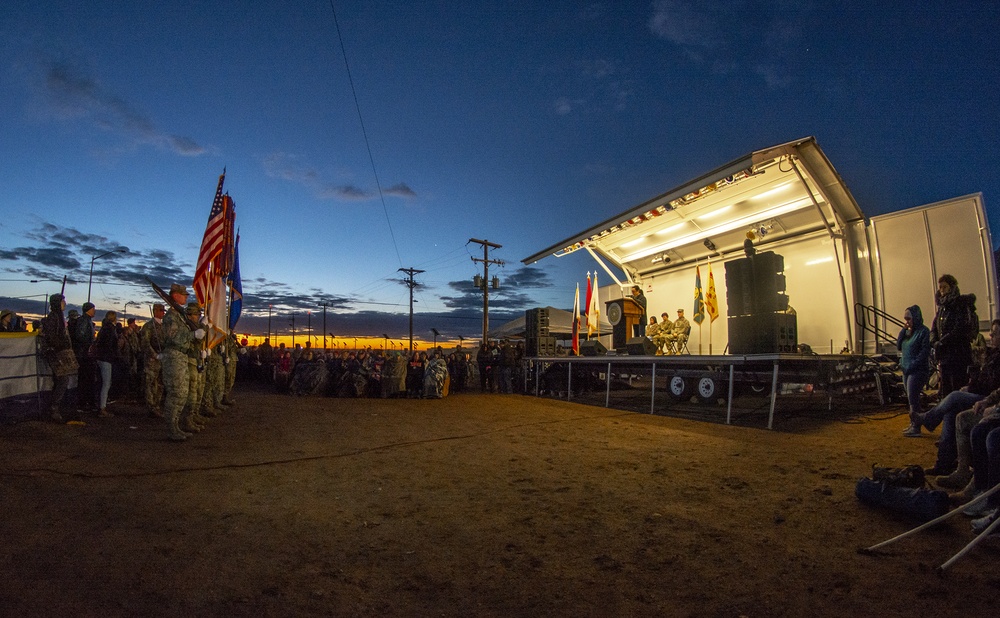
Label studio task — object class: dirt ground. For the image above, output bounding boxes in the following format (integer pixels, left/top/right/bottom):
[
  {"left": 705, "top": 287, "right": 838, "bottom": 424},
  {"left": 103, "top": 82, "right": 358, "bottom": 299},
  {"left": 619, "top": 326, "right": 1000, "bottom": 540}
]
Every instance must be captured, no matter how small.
[{"left": 2, "top": 384, "right": 1000, "bottom": 617}]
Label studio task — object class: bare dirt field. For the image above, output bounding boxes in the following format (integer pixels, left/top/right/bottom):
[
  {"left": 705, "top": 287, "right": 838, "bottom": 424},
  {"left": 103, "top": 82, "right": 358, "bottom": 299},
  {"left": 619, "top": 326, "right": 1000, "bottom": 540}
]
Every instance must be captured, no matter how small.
[{"left": 2, "top": 384, "right": 1000, "bottom": 617}]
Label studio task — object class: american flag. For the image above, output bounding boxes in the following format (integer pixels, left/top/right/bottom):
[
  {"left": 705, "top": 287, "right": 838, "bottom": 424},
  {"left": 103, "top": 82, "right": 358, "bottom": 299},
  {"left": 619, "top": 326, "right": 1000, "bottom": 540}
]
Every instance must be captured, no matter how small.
[{"left": 193, "top": 171, "right": 234, "bottom": 306}]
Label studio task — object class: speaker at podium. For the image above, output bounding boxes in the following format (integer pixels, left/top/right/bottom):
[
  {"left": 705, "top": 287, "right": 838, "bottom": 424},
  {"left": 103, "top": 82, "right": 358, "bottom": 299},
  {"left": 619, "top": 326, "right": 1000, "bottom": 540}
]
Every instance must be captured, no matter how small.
[{"left": 626, "top": 337, "right": 658, "bottom": 356}]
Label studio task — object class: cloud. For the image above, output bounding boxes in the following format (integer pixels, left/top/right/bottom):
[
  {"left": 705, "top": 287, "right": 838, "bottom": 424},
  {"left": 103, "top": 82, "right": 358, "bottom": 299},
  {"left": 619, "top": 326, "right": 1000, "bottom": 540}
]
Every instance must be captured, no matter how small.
[
  {"left": 319, "top": 184, "right": 371, "bottom": 201},
  {"left": 648, "top": 0, "right": 719, "bottom": 49},
  {"left": 384, "top": 183, "right": 417, "bottom": 199},
  {"left": 262, "top": 151, "right": 417, "bottom": 203},
  {"left": 41, "top": 59, "right": 206, "bottom": 157},
  {"left": 552, "top": 59, "right": 633, "bottom": 116},
  {"left": 648, "top": 1, "right": 798, "bottom": 89}
]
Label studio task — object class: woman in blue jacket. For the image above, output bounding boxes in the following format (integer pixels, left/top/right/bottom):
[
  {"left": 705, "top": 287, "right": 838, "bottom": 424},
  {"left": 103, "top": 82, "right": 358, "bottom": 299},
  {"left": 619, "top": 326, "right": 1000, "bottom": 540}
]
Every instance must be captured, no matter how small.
[{"left": 898, "top": 305, "right": 931, "bottom": 437}]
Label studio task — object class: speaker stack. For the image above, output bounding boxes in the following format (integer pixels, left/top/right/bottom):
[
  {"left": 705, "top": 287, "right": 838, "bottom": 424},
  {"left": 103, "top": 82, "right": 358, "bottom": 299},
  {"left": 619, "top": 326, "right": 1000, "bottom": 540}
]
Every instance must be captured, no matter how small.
[
  {"left": 525, "top": 308, "right": 557, "bottom": 356},
  {"left": 725, "top": 251, "right": 797, "bottom": 354}
]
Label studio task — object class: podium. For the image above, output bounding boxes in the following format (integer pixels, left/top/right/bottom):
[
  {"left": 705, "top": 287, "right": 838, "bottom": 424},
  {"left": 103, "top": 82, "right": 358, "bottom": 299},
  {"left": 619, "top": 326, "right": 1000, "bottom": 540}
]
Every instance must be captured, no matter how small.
[{"left": 606, "top": 297, "right": 644, "bottom": 352}]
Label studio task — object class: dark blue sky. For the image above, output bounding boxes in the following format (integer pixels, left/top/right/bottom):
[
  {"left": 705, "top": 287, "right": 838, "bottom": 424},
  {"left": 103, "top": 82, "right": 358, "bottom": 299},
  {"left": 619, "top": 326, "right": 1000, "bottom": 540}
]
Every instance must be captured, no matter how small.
[{"left": 1, "top": 1, "right": 997, "bottom": 341}]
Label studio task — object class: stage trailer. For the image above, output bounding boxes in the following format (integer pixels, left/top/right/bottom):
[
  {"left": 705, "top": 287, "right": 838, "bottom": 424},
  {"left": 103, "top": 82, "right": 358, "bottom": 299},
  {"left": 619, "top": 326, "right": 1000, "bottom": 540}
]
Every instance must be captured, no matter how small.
[{"left": 523, "top": 137, "right": 996, "bottom": 356}]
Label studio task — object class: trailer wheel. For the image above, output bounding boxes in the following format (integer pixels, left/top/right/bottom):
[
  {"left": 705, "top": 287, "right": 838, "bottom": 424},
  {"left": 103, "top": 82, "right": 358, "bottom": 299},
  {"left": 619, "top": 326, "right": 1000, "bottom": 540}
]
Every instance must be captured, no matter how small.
[
  {"left": 667, "top": 375, "right": 692, "bottom": 400},
  {"left": 696, "top": 375, "right": 726, "bottom": 403}
]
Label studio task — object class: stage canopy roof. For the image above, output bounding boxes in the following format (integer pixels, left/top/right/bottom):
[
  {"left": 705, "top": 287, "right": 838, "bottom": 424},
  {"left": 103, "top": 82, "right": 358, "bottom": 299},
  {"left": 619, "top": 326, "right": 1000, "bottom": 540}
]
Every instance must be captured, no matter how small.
[{"left": 522, "top": 137, "right": 865, "bottom": 279}]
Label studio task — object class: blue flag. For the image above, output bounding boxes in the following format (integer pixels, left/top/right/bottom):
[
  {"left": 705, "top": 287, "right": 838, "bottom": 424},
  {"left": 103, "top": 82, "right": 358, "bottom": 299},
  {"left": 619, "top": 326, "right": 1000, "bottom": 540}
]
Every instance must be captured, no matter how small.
[{"left": 228, "top": 233, "right": 243, "bottom": 330}]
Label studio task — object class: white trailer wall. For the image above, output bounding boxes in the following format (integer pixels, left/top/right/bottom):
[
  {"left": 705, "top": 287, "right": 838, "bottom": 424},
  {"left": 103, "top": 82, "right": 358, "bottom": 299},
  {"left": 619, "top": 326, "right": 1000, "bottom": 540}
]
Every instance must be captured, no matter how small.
[
  {"left": 870, "top": 193, "right": 996, "bottom": 338},
  {"left": 622, "top": 230, "right": 857, "bottom": 354}
]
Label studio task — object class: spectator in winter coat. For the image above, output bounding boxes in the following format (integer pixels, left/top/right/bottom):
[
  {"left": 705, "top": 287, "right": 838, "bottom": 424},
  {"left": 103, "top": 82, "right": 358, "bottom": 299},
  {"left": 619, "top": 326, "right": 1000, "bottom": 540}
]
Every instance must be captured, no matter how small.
[
  {"left": 931, "top": 274, "right": 978, "bottom": 398},
  {"left": 94, "top": 311, "right": 120, "bottom": 418},
  {"left": 898, "top": 305, "right": 931, "bottom": 437}
]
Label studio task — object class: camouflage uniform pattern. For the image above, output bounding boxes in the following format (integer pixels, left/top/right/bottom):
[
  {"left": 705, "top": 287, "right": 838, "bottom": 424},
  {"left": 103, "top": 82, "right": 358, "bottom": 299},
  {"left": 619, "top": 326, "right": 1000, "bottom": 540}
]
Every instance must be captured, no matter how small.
[
  {"left": 183, "top": 305, "right": 208, "bottom": 431},
  {"left": 161, "top": 307, "right": 194, "bottom": 439},
  {"left": 203, "top": 344, "right": 225, "bottom": 410},
  {"left": 139, "top": 318, "right": 165, "bottom": 414},
  {"left": 224, "top": 337, "right": 238, "bottom": 400}
]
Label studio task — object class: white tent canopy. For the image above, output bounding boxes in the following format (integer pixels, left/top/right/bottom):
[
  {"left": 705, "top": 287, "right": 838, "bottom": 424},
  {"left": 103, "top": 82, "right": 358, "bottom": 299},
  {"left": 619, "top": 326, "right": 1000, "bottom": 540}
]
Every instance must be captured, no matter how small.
[{"left": 488, "top": 306, "right": 614, "bottom": 341}]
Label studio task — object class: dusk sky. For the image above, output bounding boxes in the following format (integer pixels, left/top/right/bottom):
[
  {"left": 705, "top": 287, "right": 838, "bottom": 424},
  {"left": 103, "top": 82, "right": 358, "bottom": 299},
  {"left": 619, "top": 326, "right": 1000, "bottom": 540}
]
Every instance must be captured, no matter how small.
[{"left": 2, "top": 2, "right": 997, "bottom": 344}]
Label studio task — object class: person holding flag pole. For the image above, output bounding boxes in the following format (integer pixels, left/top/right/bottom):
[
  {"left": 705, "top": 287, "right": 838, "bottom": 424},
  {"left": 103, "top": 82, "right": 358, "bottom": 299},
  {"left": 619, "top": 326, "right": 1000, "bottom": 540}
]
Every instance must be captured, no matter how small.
[
  {"left": 706, "top": 261, "right": 720, "bottom": 354},
  {"left": 693, "top": 265, "right": 706, "bottom": 354}
]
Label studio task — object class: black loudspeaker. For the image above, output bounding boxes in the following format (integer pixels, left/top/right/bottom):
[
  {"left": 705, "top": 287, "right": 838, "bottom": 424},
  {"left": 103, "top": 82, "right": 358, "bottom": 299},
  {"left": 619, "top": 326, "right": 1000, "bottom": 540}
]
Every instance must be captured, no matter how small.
[
  {"left": 728, "top": 313, "right": 797, "bottom": 354},
  {"left": 525, "top": 308, "right": 550, "bottom": 339},
  {"left": 626, "top": 337, "right": 658, "bottom": 356},
  {"left": 579, "top": 340, "right": 608, "bottom": 356},
  {"left": 526, "top": 336, "right": 557, "bottom": 357}
]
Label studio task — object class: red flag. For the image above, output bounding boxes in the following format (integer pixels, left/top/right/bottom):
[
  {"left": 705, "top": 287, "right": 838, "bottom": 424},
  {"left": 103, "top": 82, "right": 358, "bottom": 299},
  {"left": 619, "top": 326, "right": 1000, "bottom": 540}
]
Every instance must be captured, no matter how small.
[{"left": 584, "top": 273, "right": 593, "bottom": 319}]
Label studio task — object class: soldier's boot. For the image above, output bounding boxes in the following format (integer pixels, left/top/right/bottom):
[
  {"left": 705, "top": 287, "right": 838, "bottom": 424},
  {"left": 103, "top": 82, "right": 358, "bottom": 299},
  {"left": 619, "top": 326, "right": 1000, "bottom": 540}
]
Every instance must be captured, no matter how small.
[
  {"left": 200, "top": 404, "right": 219, "bottom": 418},
  {"left": 167, "top": 412, "right": 189, "bottom": 442},
  {"left": 181, "top": 411, "right": 203, "bottom": 433},
  {"left": 221, "top": 394, "right": 235, "bottom": 406},
  {"left": 148, "top": 406, "right": 164, "bottom": 419},
  {"left": 191, "top": 411, "right": 212, "bottom": 427}
]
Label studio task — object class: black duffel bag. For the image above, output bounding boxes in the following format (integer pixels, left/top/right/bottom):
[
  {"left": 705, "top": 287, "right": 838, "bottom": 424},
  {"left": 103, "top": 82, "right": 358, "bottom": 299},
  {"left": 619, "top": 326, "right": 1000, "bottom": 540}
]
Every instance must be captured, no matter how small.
[{"left": 855, "top": 466, "right": 950, "bottom": 522}]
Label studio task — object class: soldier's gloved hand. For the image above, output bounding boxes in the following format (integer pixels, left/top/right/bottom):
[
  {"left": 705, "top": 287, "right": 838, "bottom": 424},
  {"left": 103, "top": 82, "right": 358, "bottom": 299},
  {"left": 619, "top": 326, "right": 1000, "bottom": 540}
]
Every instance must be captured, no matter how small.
[
  {"left": 156, "top": 353, "right": 163, "bottom": 361},
  {"left": 220, "top": 345, "right": 225, "bottom": 354},
  {"left": 200, "top": 316, "right": 207, "bottom": 325},
  {"left": 194, "top": 329, "right": 205, "bottom": 340},
  {"left": 201, "top": 350, "right": 208, "bottom": 359}
]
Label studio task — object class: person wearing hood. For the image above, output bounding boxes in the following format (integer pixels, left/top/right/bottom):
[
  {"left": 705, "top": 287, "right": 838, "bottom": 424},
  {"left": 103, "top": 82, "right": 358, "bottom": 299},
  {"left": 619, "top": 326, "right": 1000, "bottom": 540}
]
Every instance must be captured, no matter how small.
[
  {"left": 898, "top": 305, "right": 931, "bottom": 437},
  {"left": 931, "top": 274, "right": 979, "bottom": 398}
]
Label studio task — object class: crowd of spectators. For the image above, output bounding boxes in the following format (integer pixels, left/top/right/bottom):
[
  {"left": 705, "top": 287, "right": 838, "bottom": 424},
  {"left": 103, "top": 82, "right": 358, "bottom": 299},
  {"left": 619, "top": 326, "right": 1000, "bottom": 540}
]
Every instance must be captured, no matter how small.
[{"left": 235, "top": 338, "right": 529, "bottom": 398}]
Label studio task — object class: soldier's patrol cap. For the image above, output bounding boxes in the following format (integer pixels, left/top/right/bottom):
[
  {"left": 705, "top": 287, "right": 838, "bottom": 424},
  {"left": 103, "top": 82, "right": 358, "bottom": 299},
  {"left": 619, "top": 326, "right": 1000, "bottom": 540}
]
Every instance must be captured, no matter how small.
[
  {"left": 185, "top": 302, "right": 201, "bottom": 314},
  {"left": 170, "top": 283, "right": 189, "bottom": 296},
  {"left": 49, "top": 293, "right": 65, "bottom": 304},
  {"left": 68, "top": 310, "right": 80, "bottom": 319},
  {"left": 153, "top": 303, "right": 165, "bottom": 312}
]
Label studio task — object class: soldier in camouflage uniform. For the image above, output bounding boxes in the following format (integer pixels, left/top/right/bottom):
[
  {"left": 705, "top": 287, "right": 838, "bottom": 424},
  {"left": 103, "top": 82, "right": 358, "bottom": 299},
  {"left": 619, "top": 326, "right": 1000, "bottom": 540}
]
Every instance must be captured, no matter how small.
[
  {"left": 139, "top": 303, "right": 166, "bottom": 417},
  {"left": 160, "top": 285, "right": 203, "bottom": 441},
  {"left": 182, "top": 302, "right": 210, "bottom": 433},
  {"left": 223, "top": 332, "right": 239, "bottom": 405},
  {"left": 201, "top": 339, "right": 226, "bottom": 417}
]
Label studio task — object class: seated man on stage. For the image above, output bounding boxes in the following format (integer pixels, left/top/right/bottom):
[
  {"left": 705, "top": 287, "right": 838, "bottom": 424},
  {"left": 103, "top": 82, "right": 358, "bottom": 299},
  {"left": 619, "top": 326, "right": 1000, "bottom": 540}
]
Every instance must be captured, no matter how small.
[{"left": 664, "top": 308, "right": 691, "bottom": 354}]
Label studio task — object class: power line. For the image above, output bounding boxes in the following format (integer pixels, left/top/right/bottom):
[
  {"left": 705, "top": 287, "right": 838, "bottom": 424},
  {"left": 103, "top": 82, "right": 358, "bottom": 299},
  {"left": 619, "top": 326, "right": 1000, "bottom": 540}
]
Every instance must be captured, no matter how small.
[{"left": 327, "top": 0, "right": 402, "bottom": 267}]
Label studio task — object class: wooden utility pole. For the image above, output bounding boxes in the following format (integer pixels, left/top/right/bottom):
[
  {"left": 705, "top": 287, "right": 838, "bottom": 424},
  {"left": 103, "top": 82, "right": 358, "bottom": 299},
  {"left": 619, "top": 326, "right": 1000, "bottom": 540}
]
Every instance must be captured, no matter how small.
[
  {"left": 398, "top": 267, "right": 424, "bottom": 352},
  {"left": 469, "top": 238, "right": 504, "bottom": 344}
]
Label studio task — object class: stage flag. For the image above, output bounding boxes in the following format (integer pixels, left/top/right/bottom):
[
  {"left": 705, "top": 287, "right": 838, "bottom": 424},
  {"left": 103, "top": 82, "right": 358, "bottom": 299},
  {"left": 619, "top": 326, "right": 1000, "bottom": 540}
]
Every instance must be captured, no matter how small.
[
  {"left": 693, "top": 265, "right": 705, "bottom": 325},
  {"left": 706, "top": 262, "right": 719, "bottom": 323},
  {"left": 572, "top": 283, "right": 581, "bottom": 355},
  {"left": 584, "top": 272, "right": 593, "bottom": 320},
  {"left": 587, "top": 272, "right": 600, "bottom": 336},
  {"left": 228, "top": 232, "right": 243, "bottom": 330}
]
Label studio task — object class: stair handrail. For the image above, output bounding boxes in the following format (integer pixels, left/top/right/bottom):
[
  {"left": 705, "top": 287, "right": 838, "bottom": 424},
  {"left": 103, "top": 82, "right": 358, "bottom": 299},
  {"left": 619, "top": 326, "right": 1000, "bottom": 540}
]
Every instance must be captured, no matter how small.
[{"left": 855, "top": 303, "right": 906, "bottom": 354}]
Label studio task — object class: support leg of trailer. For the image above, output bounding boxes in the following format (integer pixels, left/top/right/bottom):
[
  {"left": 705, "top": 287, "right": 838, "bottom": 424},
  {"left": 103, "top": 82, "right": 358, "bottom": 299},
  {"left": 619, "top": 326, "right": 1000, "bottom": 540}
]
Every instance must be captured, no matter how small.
[
  {"left": 651, "top": 363, "right": 656, "bottom": 414},
  {"left": 567, "top": 361, "right": 572, "bottom": 401},
  {"left": 726, "top": 364, "right": 735, "bottom": 425},
  {"left": 768, "top": 361, "right": 779, "bottom": 430},
  {"left": 605, "top": 362, "right": 611, "bottom": 408}
]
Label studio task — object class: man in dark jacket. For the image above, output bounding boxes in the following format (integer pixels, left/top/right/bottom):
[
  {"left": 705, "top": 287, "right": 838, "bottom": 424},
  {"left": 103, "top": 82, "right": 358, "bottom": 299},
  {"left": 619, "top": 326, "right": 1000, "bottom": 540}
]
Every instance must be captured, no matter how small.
[
  {"left": 72, "top": 301, "right": 98, "bottom": 412},
  {"left": 931, "top": 274, "right": 978, "bottom": 398}
]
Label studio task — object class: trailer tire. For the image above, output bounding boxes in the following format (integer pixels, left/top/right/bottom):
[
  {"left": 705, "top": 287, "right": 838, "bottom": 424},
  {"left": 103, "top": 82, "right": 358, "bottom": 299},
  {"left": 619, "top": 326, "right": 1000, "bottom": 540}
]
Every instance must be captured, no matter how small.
[
  {"left": 667, "top": 375, "right": 692, "bottom": 401},
  {"left": 696, "top": 375, "right": 725, "bottom": 403}
]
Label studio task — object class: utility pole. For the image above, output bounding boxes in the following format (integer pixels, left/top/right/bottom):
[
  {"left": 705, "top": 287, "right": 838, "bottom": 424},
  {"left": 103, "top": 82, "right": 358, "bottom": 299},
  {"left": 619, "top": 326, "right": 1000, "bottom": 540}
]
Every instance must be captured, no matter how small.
[
  {"left": 398, "top": 267, "right": 424, "bottom": 352},
  {"left": 469, "top": 238, "right": 504, "bottom": 344},
  {"left": 321, "top": 302, "right": 328, "bottom": 350}
]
